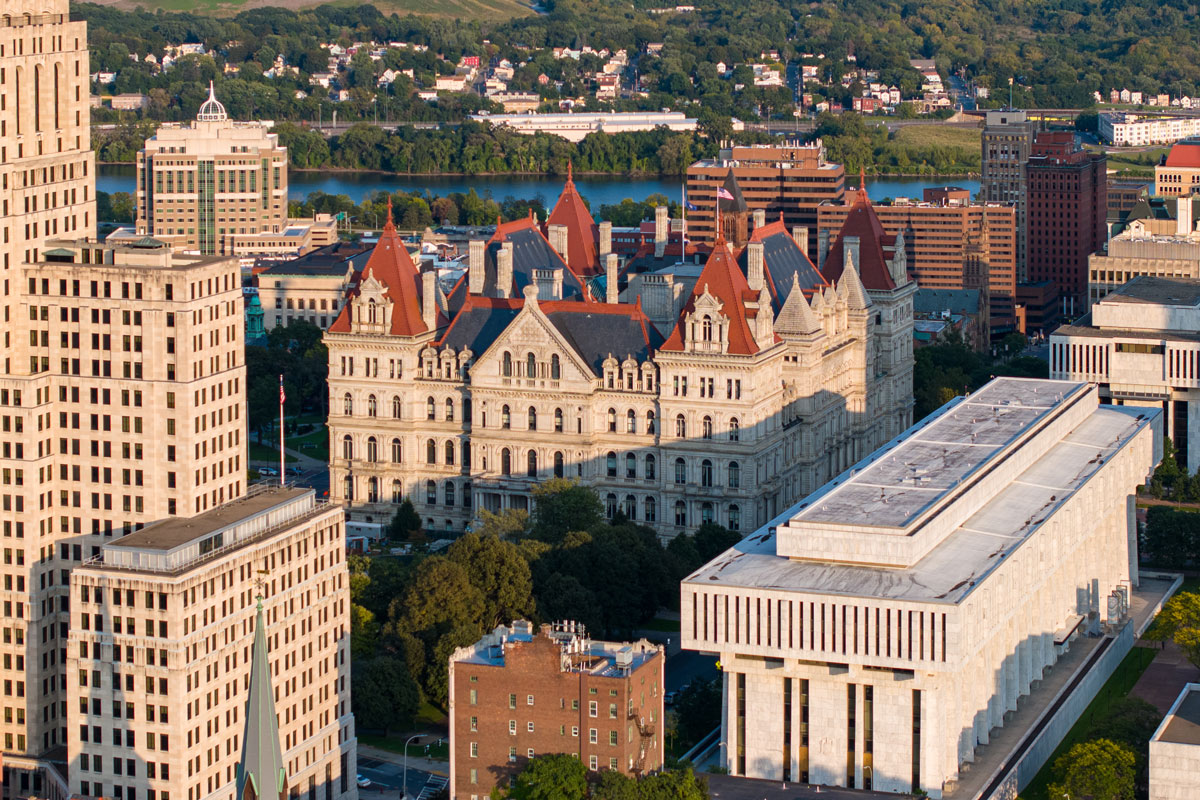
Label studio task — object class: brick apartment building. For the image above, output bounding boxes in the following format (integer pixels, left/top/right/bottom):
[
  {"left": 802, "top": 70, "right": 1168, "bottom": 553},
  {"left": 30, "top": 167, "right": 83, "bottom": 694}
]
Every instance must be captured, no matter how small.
[
  {"left": 818, "top": 186, "right": 1018, "bottom": 335},
  {"left": 686, "top": 142, "right": 846, "bottom": 253},
  {"left": 447, "top": 621, "right": 664, "bottom": 800},
  {"left": 1026, "top": 131, "right": 1107, "bottom": 312}
]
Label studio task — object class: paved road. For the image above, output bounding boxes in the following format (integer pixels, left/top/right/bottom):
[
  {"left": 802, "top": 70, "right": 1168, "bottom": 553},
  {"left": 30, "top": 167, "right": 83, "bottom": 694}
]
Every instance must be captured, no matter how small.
[{"left": 666, "top": 648, "right": 718, "bottom": 693}]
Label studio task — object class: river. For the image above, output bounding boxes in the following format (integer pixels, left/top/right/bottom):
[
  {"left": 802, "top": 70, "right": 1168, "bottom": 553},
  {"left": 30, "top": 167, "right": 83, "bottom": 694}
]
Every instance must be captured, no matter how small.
[{"left": 96, "top": 164, "right": 980, "bottom": 208}]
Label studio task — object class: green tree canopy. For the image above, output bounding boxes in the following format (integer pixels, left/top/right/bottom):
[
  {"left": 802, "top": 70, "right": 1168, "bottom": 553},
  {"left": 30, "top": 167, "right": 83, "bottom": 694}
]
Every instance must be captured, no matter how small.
[
  {"left": 531, "top": 479, "right": 603, "bottom": 543},
  {"left": 1048, "top": 738, "right": 1136, "bottom": 800},
  {"left": 351, "top": 656, "right": 420, "bottom": 734},
  {"left": 446, "top": 532, "right": 536, "bottom": 628},
  {"left": 502, "top": 754, "right": 587, "bottom": 800}
]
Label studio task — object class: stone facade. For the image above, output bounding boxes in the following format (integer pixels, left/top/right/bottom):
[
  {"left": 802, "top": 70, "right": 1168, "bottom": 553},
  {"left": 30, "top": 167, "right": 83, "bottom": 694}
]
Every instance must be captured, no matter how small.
[
  {"left": 1150, "top": 683, "right": 1200, "bottom": 800},
  {"left": 682, "top": 378, "right": 1160, "bottom": 798},
  {"left": 66, "top": 488, "right": 357, "bottom": 800},
  {"left": 323, "top": 185, "right": 914, "bottom": 538}
]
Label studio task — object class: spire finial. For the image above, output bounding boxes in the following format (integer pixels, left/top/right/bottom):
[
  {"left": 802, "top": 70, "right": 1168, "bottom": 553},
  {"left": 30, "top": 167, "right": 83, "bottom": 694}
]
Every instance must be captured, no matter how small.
[
  {"left": 856, "top": 167, "right": 869, "bottom": 204},
  {"left": 383, "top": 196, "right": 396, "bottom": 234},
  {"left": 566, "top": 161, "right": 574, "bottom": 187}
]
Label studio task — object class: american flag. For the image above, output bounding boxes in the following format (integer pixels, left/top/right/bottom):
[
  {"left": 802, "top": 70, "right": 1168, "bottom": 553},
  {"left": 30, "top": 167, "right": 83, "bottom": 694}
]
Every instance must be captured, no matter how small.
[
  {"left": 279, "top": 375, "right": 285, "bottom": 405},
  {"left": 717, "top": 187, "right": 735, "bottom": 201}
]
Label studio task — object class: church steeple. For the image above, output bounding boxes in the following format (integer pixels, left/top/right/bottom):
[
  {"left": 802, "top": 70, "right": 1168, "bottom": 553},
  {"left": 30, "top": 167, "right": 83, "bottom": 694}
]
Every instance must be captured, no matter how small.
[{"left": 236, "top": 599, "right": 288, "bottom": 800}]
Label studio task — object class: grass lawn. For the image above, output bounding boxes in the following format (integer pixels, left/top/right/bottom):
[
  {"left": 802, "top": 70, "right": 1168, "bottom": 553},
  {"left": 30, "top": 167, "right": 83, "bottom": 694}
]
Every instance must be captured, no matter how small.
[
  {"left": 286, "top": 426, "right": 329, "bottom": 462},
  {"left": 249, "top": 442, "right": 298, "bottom": 463},
  {"left": 1017, "top": 645, "right": 1158, "bottom": 800},
  {"left": 358, "top": 733, "right": 450, "bottom": 761},
  {"left": 892, "top": 124, "right": 982, "bottom": 154},
  {"left": 1100, "top": 146, "right": 1169, "bottom": 176}
]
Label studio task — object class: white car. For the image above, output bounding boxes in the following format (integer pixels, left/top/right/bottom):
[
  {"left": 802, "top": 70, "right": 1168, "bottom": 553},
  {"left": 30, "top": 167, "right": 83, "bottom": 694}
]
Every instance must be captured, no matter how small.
[
  {"left": 258, "top": 467, "right": 279, "bottom": 477},
  {"left": 356, "top": 775, "right": 371, "bottom": 789}
]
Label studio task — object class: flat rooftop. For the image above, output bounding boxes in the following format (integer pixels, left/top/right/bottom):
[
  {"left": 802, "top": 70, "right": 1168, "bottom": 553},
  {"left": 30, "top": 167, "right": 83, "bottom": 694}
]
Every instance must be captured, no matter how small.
[
  {"left": 1156, "top": 685, "right": 1200, "bottom": 746},
  {"left": 259, "top": 241, "right": 373, "bottom": 275},
  {"left": 109, "top": 487, "right": 311, "bottom": 551},
  {"left": 1100, "top": 275, "right": 1200, "bottom": 306}
]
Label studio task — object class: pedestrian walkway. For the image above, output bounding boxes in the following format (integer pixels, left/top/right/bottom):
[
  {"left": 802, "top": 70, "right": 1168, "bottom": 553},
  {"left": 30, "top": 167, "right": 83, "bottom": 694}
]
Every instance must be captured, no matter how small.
[{"left": 1131, "top": 639, "right": 1199, "bottom": 715}]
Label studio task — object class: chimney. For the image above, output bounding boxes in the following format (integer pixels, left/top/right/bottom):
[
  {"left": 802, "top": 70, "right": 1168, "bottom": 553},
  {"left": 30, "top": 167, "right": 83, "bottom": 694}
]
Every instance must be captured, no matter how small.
[
  {"left": 599, "top": 221, "right": 612, "bottom": 257},
  {"left": 747, "top": 241, "right": 765, "bottom": 292},
  {"left": 605, "top": 253, "right": 619, "bottom": 303},
  {"left": 496, "top": 242, "right": 513, "bottom": 299},
  {"left": 843, "top": 235, "right": 861, "bottom": 276},
  {"left": 421, "top": 268, "right": 437, "bottom": 330},
  {"left": 468, "top": 239, "right": 485, "bottom": 294},
  {"left": 792, "top": 226, "right": 809, "bottom": 258},
  {"left": 654, "top": 205, "right": 669, "bottom": 258},
  {"left": 1179, "top": 196, "right": 1193, "bottom": 236},
  {"left": 552, "top": 268, "right": 563, "bottom": 300},
  {"left": 548, "top": 224, "right": 569, "bottom": 266},
  {"left": 818, "top": 229, "right": 830, "bottom": 271},
  {"left": 752, "top": 208, "right": 766, "bottom": 229}
]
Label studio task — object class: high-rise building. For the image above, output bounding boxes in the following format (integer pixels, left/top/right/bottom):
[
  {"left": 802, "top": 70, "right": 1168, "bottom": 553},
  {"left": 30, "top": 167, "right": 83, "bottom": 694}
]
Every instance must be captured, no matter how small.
[
  {"left": 1025, "top": 131, "right": 1107, "bottom": 311},
  {"left": 134, "top": 83, "right": 288, "bottom": 256},
  {"left": 817, "top": 185, "right": 1018, "bottom": 334},
  {"left": 981, "top": 110, "right": 1034, "bottom": 276},
  {"left": 685, "top": 142, "right": 845, "bottom": 253},
  {"left": 448, "top": 621, "right": 663, "bottom": 800},
  {"left": 66, "top": 487, "right": 357, "bottom": 800}
]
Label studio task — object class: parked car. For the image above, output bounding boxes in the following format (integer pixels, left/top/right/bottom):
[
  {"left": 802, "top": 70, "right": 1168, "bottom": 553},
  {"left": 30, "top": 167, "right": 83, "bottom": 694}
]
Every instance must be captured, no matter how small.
[
  {"left": 664, "top": 691, "right": 677, "bottom": 707},
  {"left": 356, "top": 775, "right": 371, "bottom": 789},
  {"left": 259, "top": 467, "right": 279, "bottom": 477},
  {"left": 287, "top": 466, "right": 304, "bottom": 476}
]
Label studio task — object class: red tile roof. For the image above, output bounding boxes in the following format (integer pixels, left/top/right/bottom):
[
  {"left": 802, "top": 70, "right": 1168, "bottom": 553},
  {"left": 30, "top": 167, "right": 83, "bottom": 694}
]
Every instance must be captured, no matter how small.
[
  {"left": 1166, "top": 143, "right": 1200, "bottom": 168},
  {"left": 819, "top": 172, "right": 897, "bottom": 292},
  {"left": 327, "top": 199, "right": 431, "bottom": 336},
  {"left": 545, "top": 163, "right": 601, "bottom": 276},
  {"left": 660, "top": 234, "right": 765, "bottom": 356}
]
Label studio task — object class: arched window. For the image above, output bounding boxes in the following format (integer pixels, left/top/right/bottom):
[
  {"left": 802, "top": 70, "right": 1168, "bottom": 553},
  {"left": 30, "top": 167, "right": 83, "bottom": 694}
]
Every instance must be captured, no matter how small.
[
  {"left": 728, "top": 504, "right": 741, "bottom": 532},
  {"left": 445, "top": 398, "right": 455, "bottom": 421},
  {"left": 343, "top": 393, "right": 353, "bottom": 416},
  {"left": 729, "top": 418, "right": 740, "bottom": 441},
  {"left": 554, "top": 452, "right": 565, "bottom": 478},
  {"left": 501, "top": 405, "right": 511, "bottom": 429},
  {"left": 647, "top": 410, "right": 656, "bottom": 434},
  {"left": 392, "top": 396, "right": 402, "bottom": 419},
  {"left": 527, "top": 352, "right": 537, "bottom": 378},
  {"left": 343, "top": 475, "right": 354, "bottom": 501},
  {"left": 426, "top": 396, "right": 436, "bottom": 421},
  {"left": 702, "top": 416, "right": 713, "bottom": 439},
  {"left": 675, "top": 414, "right": 686, "bottom": 438},
  {"left": 366, "top": 436, "right": 378, "bottom": 463},
  {"left": 606, "top": 493, "right": 617, "bottom": 519},
  {"left": 445, "top": 441, "right": 455, "bottom": 466},
  {"left": 445, "top": 482, "right": 456, "bottom": 507},
  {"left": 342, "top": 435, "right": 353, "bottom": 461},
  {"left": 502, "top": 352, "right": 513, "bottom": 377},
  {"left": 674, "top": 458, "right": 686, "bottom": 484},
  {"left": 625, "top": 453, "right": 637, "bottom": 479},
  {"left": 644, "top": 496, "right": 657, "bottom": 523},
  {"left": 528, "top": 406, "right": 537, "bottom": 431},
  {"left": 702, "top": 315, "right": 713, "bottom": 341},
  {"left": 606, "top": 452, "right": 617, "bottom": 478},
  {"left": 645, "top": 454, "right": 656, "bottom": 480},
  {"left": 367, "top": 395, "right": 377, "bottom": 417},
  {"left": 367, "top": 477, "right": 379, "bottom": 503},
  {"left": 501, "top": 448, "right": 512, "bottom": 476},
  {"left": 391, "top": 438, "right": 402, "bottom": 463},
  {"left": 626, "top": 409, "right": 636, "bottom": 433},
  {"left": 426, "top": 480, "right": 437, "bottom": 505},
  {"left": 624, "top": 495, "right": 637, "bottom": 520},
  {"left": 701, "top": 459, "right": 713, "bottom": 487},
  {"left": 392, "top": 480, "right": 403, "bottom": 504},
  {"left": 729, "top": 461, "right": 740, "bottom": 488},
  {"left": 608, "top": 408, "right": 617, "bottom": 433},
  {"left": 426, "top": 439, "right": 436, "bottom": 464},
  {"left": 674, "top": 501, "right": 687, "bottom": 527},
  {"left": 527, "top": 450, "right": 538, "bottom": 477},
  {"left": 554, "top": 408, "right": 564, "bottom": 433},
  {"left": 551, "top": 354, "right": 561, "bottom": 380},
  {"left": 701, "top": 502, "right": 714, "bottom": 524}
]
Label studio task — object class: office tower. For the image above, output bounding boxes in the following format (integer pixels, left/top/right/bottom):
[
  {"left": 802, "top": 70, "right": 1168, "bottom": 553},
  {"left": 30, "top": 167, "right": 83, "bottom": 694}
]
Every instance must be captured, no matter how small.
[
  {"left": 1025, "top": 131, "right": 1107, "bottom": 312},
  {"left": 981, "top": 110, "right": 1034, "bottom": 277},
  {"left": 67, "top": 487, "right": 357, "bottom": 800},
  {"left": 134, "top": 84, "right": 288, "bottom": 256}
]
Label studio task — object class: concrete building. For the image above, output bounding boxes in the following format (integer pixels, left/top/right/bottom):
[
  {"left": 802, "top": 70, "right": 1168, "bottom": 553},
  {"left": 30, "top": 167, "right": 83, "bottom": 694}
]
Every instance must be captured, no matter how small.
[
  {"left": 66, "top": 487, "right": 357, "bottom": 800},
  {"left": 1026, "top": 132, "right": 1108, "bottom": 311},
  {"left": 681, "top": 377, "right": 1160, "bottom": 797},
  {"left": 111, "top": 216, "right": 337, "bottom": 261},
  {"left": 257, "top": 241, "right": 374, "bottom": 331},
  {"left": 1150, "top": 683, "right": 1200, "bottom": 800},
  {"left": 447, "top": 621, "right": 663, "bottom": 800},
  {"left": 981, "top": 110, "right": 1034, "bottom": 277},
  {"left": 324, "top": 181, "right": 914, "bottom": 538},
  {"left": 818, "top": 186, "right": 1018, "bottom": 335},
  {"left": 685, "top": 142, "right": 846, "bottom": 253},
  {"left": 468, "top": 112, "right": 696, "bottom": 143},
  {"left": 1053, "top": 275, "right": 1200, "bottom": 472},
  {"left": 1100, "top": 112, "right": 1200, "bottom": 147},
  {"left": 135, "top": 84, "right": 288, "bottom": 256},
  {"left": 1088, "top": 200, "right": 1200, "bottom": 307},
  {"left": 1155, "top": 140, "right": 1200, "bottom": 197}
]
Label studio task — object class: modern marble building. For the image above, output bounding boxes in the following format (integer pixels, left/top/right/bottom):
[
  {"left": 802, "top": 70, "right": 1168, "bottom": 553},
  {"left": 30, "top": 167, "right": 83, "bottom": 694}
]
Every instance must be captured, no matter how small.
[
  {"left": 1151, "top": 683, "right": 1200, "bottom": 800},
  {"left": 681, "top": 377, "right": 1160, "bottom": 797}
]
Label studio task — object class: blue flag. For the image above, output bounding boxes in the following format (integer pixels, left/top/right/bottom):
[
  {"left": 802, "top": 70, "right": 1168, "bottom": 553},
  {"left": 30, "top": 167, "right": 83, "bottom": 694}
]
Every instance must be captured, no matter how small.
[{"left": 685, "top": 201, "right": 699, "bottom": 211}]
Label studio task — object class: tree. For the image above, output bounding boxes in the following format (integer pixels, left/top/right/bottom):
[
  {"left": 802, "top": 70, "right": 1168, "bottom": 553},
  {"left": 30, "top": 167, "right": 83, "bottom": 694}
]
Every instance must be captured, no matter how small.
[
  {"left": 591, "top": 771, "right": 638, "bottom": 800},
  {"left": 475, "top": 508, "right": 529, "bottom": 539},
  {"left": 446, "top": 533, "right": 536, "bottom": 628},
  {"left": 639, "top": 768, "right": 707, "bottom": 800},
  {"left": 1145, "top": 591, "right": 1200, "bottom": 668},
  {"left": 530, "top": 479, "right": 603, "bottom": 543},
  {"left": 693, "top": 522, "right": 742, "bottom": 562},
  {"left": 389, "top": 499, "right": 423, "bottom": 541},
  {"left": 674, "top": 678, "right": 722, "bottom": 745},
  {"left": 351, "top": 656, "right": 420, "bottom": 734},
  {"left": 1048, "top": 738, "right": 1136, "bottom": 800},
  {"left": 350, "top": 603, "right": 380, "bottom": 661},
  {"left": 502, "top": 754, "right": 587, "bottom": 800}
]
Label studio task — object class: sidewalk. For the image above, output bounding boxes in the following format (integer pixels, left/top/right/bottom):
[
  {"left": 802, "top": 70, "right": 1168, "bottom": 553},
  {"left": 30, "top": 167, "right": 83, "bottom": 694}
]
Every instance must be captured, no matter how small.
[{"left": 1131, "top": 639, "right": 1200, "bottom": 715}]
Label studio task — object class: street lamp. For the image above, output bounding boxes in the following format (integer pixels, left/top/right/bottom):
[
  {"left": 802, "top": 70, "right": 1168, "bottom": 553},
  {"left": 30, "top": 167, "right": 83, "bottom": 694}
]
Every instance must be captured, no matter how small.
[{"left": 402, "top": 734, "right": 423, "bottom": 800}]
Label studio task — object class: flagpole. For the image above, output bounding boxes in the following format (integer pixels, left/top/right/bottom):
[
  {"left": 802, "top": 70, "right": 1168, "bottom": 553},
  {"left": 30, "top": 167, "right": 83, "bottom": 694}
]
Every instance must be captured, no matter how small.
[
  {"left": 681, "top": 182, "right": 687, "bottom": 245},
  {"left": 278, "top": 374, "right": 285, "bottom": 487}
]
